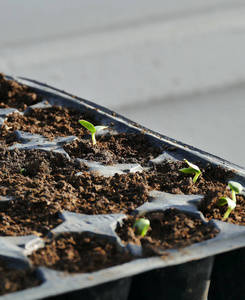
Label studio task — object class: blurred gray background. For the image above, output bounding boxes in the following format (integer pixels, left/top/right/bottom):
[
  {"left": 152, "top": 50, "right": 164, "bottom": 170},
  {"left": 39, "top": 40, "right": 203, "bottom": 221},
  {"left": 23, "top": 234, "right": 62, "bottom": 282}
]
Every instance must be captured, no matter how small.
[{"left": 1, "top": 0, "right": 245, "bottom": 167}]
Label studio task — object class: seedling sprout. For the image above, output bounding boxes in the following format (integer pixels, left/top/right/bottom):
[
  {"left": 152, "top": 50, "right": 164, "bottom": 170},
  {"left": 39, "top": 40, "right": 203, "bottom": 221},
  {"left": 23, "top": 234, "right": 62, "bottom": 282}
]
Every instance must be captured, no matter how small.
[
  {"left": 217, "top": 181, "right": 242, "bottom": 220},
  {"left": 228, "top": 181, "right": 242, "bottom": 203},
  {"left": 133, "top": 218, "right": 150, "bottom": 237},
  {"left": 179, "top": 159, "right": 201, "bottom": 183},
  {"left": 20, "top": 168, "right": 26, "bottom": 175},
  {"left": 78, "top": 120, "right": 107, "bottom": 145}
]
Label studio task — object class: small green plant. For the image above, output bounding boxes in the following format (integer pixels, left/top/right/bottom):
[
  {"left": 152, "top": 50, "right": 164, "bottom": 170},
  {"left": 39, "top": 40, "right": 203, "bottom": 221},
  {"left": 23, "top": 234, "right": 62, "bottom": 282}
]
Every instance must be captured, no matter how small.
[
  {"left": 20, "top": 168, "right": 26, "bottom": 175},
  {"left": 78, "top": 120, "right": 107, "bottom": 145},
  {"left": 179, "top": 159, "right": 202, "bottom": 183},
  {"left": 217, "top": 181, "right": 243, "bottom": 220},
  {"left": 133, "top": 218, "right": 150, "bottom": 237}
]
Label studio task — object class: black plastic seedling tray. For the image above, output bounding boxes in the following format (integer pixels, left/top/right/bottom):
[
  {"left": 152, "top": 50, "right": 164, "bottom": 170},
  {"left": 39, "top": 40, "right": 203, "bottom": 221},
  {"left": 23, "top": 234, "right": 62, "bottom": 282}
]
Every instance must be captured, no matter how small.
[{"left": 1, "top": 75, "right": 245, "bottom": 300}]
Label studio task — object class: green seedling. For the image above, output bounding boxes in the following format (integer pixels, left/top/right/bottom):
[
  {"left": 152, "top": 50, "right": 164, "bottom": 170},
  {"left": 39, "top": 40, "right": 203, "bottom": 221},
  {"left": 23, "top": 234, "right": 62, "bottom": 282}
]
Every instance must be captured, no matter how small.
[
  {"left": 20, "top": 168, "right": 26, "bottom": 175},
  {"left": 179, "top": 159, "right": 202, "bottom": 183},
  {"left": 228, "top": 181, "right": 242, "bottom": 203},
  {"left": 133, "top": 218, "right": 150, "bottom": 237},
  {"left": 217, "top": 181, "right": 243, "bottom": 220},
  {"left": 78, "top": 120, "right": 107, "bottom": 145}
]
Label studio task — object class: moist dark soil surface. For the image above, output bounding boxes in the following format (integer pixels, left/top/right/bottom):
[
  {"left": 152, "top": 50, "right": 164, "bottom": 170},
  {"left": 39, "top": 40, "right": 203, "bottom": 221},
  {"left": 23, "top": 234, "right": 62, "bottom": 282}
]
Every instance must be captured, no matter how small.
[
  {"left": 199, "top": 187, "right": 245, "bottom": 225},
  {"left": 116, "top": 208, "right": 219, "bottom": 256},
  {"left": 0, "top": 148, "right": 150, "bottom": 235},
  {"left": 147, "top": 162, "right": 245, "bottom": 225},
  {"left": 63, "top": 133, "right": 163, "bottom": 166},
  {"left": 3, "top": 106, "right": 98, "bottom": 140},
  {"left": 0, "top": 73, "right": 42, "bottom": 111},
  {"left": 145, "top": 159, "right": 234, "bottom": 195},
  {"left": 0, "top": 260, "right": 41, "bottom": 296},
  {"left": 1, "top": 110, "right": 163, "bottom": 166},
  {"left": 0, "top": 145, "right": 238, "bottom": 236},
  {"left": 0, "top": 138, "right": 241, "bottom": 236},
  {"left": 0, "top": 148, "right": 84, "bottom": 236},
  {"left": 29, "top": 232, "right": 135, "bottom": 273}
]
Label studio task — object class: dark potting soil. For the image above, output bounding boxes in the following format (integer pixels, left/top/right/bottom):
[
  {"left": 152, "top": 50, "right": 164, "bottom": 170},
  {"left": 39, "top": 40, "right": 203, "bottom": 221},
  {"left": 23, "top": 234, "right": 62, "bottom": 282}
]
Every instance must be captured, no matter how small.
[
  {"left": 29, "top": 232, "right": 135, "bottom": 273},
  {"left": 0, "top": 145, "right": 240, "bottom": 236},
  {"left": 2, "top": 106, "right": 99, "bottom": 140},
  {"left": 0, "top": 129, "right": 17, "bottom": 147},
  {"left": 116, "top": 208, "right": 219, "bottom": 256},
  {"left": 0, "top": 148, "right": 85, "bottom": 236},
  {"left": 146, "top": 159, "right": 234, "bottom": 195},
  {"left": 0, "top": 73, "right": 244, "bottom": 232},
  {"left": 2, "top": 109, "right": 162, "bottom": 166},
  {"left": 0, "top": 260, "right": 41, "bottom": 296},
  {"left": 64, "top": 132, "right": 163, "bottom": 166},
  {"left": 0, "top": 73, "right": 244, "bottom": 299},
  {"left": 0, "top": 148, "right": 150, "bottom": 235},
  {"left": 147, "top": 162, "right": 245, "bottom": 225},
  {"left": 0, "top": 73, "right": 42, "bottom": 111},
  {"left": 198, "top": 187, "right": 245, "bottom": 225},
  {"left": 0, "top": 201, "right": 63, "bottom": 237}
]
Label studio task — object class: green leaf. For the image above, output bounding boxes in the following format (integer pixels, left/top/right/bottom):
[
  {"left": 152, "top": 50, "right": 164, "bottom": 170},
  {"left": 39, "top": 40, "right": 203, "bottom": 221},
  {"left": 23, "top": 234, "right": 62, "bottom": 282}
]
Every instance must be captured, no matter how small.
[
  {"left": 134, "top": 218, "right": 150, "bottom": 237},
  {"left": 227, "top": 199, "right": 236, "bottom": 210},
  {"left": 217, "top": 197, "right": 229, "bottom": 206},
  {"left": 183, "top": 159, "right": 201, "bottom": 173},
  {"left": 228, "top": 181, "right": 243, "bottom": 194},
  {"left": 78, "top": 120, "right": 96, "bottom": 134},
  {"left": 20, "top": 168, "right": 26, "bottom": 175},
  {"left": 217, "top": 197, "right": 236, "bottom": 210},
  {"left": 179, "top": 167, "right": 199, "bottom": 174}
]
